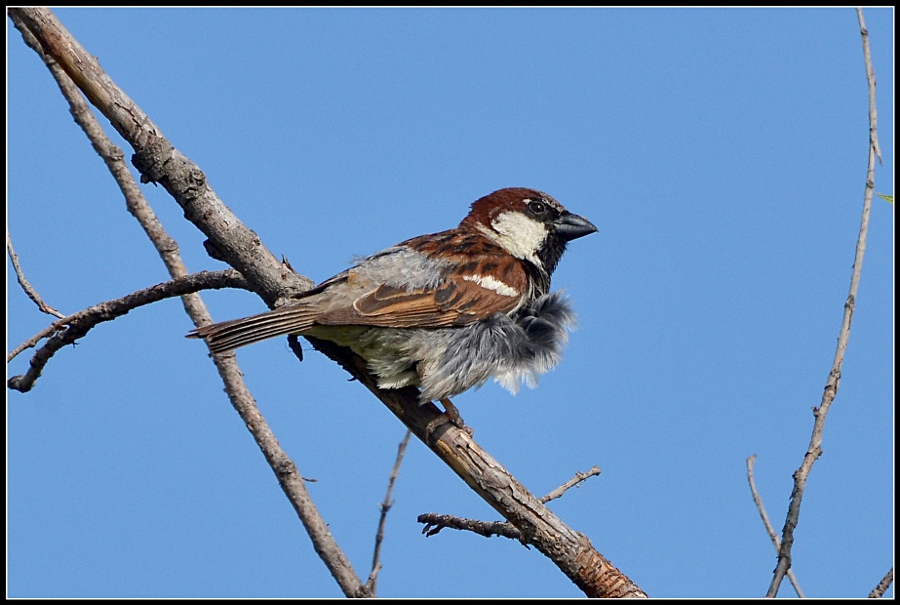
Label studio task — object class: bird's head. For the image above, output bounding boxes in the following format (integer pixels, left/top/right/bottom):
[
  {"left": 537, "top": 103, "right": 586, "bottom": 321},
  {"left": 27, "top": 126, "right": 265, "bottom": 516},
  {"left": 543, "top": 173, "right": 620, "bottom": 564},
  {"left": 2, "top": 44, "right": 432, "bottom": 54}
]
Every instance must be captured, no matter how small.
[{"left": 461, "top": 187, "right": 597, "bottom": 276}]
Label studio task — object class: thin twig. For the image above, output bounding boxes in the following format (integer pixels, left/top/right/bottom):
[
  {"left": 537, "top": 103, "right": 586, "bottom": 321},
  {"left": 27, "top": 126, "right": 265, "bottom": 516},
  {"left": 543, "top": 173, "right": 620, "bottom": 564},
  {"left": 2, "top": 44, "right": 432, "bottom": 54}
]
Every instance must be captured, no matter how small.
[
  {"left": 745, "top": 456, "right": 804, "bottom": 598},
  {"left": 7, "top": 323, "right": 61, "bottom": 364},
  {"left": 766, "top": 9, "right": 879, "bottom": 596},
  {"left": 869, "top": 568, "right": 893, "bottom": 598},
  {"left": 7, "top": 271, "right": 248, "bottom": 392},
  {"left": 856, "top": 8, "right": 882, "bottom": 165},
  {"left": 367, "top": 430, "right": 412, "bottom": 595},
  {"left": 7, "top": 228, "right": 65, "bottom": 318},
  {"left": 541, "top": 466, "right": 602, "bottom": 504}
]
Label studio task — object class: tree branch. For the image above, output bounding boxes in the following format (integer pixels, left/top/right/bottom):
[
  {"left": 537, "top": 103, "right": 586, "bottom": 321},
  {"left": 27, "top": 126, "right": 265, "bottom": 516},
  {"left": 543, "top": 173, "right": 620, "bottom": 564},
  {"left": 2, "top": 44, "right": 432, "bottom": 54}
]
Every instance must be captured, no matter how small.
[
  {"left": 419, "top": 513, "right": 524, "bottom": 541},
  {"left": 7, "top": 270, "right": 248, "bottom": 392},
  {"left": 7, "top": 7, "right": 313, "bottom": 306},
  {"left": 9, "top": 7, "right": 644, "bottom": 598},
  {"left": 415, "top": 466, "right": 602, "bottom": 542},
  {"left": 766, "top": 8, "right": 880, "bottom": 597},
  {"left": 856, "top": 8, "right": 882, "bottom": 165},
  {"left": 541, "top": 466, "right": 602, "bottom": 504}
]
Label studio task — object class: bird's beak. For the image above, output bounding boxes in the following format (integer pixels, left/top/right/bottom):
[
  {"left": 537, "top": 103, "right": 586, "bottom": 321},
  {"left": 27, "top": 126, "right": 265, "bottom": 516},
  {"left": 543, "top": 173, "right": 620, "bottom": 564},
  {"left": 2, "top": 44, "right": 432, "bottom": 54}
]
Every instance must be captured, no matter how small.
[{"left": 553, "top": 212, "right": 598, "bottom": 241}]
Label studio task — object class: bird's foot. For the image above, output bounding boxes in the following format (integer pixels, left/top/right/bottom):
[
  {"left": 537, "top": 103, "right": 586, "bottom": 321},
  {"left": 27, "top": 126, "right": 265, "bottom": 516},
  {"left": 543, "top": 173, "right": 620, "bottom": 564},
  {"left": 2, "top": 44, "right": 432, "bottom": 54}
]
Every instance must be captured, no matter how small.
[
  {"left": 439, "top": 397, "right": 473, "bottom": 436},
  {"left": 424, "top": 398, "right": 473, "bottom": 443}
]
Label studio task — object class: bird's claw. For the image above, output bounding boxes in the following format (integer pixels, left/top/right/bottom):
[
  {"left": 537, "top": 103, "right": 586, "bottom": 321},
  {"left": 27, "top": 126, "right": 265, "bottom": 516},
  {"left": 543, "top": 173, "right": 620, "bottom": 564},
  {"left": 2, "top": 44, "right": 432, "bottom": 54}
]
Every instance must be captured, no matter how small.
[
  {"left": 440, "top": 397, "right": 474, "bottom": 436},
  {"left": 423, "top": 398, "right": 474, "bottom": 442}
]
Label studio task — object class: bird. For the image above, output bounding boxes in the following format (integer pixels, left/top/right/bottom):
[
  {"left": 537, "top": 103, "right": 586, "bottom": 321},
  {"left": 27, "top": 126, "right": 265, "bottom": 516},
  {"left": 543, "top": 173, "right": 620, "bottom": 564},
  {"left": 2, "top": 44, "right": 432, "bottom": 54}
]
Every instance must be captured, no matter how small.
[{"left": 189, "top": 187, "right": 597, "bottom": 426}]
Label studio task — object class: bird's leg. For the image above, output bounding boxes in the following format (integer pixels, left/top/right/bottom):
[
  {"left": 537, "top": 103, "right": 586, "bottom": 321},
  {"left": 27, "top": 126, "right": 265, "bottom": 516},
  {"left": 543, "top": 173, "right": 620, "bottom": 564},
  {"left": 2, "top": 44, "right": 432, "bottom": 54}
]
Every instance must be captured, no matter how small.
[
  {"left": 439, "top": 397, "right": 473, "bottom": 436},
  {"left": 424, "top": 397, "right": 474, "bottom": 442}
]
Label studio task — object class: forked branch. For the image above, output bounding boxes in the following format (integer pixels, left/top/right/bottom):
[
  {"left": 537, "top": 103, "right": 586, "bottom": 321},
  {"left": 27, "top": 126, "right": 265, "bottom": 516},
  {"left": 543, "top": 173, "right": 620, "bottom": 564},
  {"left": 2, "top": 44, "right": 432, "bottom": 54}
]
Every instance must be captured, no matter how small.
[{"left": 7, "top": 270, "right": 248, "bottom": 392}]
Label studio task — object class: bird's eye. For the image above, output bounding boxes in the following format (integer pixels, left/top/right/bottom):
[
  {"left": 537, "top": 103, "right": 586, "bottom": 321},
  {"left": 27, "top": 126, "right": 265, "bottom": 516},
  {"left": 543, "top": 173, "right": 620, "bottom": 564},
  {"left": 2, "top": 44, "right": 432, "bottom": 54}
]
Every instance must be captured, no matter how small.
[{"left": 527, "top": 200, "right": 548, "bottom": 216}]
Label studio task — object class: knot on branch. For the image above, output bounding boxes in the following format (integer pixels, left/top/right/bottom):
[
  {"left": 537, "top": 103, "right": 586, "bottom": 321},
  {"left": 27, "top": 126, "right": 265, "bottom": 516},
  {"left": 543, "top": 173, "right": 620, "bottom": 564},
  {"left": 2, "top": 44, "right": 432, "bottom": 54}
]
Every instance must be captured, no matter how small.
[{"left": 132, "top": 139, "right": 176, "bottom": 184}]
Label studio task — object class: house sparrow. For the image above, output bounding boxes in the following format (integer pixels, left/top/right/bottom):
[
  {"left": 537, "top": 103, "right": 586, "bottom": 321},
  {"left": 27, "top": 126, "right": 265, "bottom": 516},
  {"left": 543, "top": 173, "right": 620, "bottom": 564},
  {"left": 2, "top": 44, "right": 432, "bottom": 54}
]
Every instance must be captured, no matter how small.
[{"left": 190, "top": 187, "right": 596, "bottom": 422}]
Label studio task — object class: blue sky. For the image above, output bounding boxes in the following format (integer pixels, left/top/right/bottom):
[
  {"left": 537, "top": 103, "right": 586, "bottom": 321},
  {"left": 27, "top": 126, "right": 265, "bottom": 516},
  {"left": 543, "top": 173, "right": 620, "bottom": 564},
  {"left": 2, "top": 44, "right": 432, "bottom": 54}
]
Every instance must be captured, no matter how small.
[{"left": 7, "top": 7, "right": 893, "bottom": 598}]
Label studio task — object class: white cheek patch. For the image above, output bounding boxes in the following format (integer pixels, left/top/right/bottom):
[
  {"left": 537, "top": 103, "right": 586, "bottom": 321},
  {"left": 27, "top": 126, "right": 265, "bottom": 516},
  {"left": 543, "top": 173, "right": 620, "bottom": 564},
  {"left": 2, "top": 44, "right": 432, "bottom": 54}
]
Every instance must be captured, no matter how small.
[
  {"left": 463, "top": 274, "right": 519, "bottom": 297},
  {"left": 484, "top": 211, "right": 547, "bottom": 264}
]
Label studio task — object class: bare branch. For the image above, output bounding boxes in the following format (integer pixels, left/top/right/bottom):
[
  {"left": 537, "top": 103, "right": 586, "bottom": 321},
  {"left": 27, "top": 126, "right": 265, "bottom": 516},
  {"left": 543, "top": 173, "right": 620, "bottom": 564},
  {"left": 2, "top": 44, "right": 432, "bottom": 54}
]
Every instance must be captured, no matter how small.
[
  {"left": 7, "top": 228, "right": 65, "bottom": 318},
  {"left": 869, "top": 568, "right": 893, "bottom": 598},
  {"left": 541, "top": 466, "right": 602, "bottom": 504},
  {"left": 364, "top": 563, "right": 382, "bottom": 594},
  {"left": 766, "top": 9, "right": 880, "bottom": 596},
  {"left": 7, "top": 270, "right": 248, "bottom": 392},
  {"left": 856, "top": 8, "right": 882, "bottom": 165},
  {"left": 745, "top": 456, "right": 804, "bottom": 598},
  {"left": 415, "top": 467, "right": 601, "bottom": 544},
  {"left": 367, "top": 430, "right": 412, "bottom": 595},
  {"left": 418, "top": 513, "right": 523, "bottom": 541}
]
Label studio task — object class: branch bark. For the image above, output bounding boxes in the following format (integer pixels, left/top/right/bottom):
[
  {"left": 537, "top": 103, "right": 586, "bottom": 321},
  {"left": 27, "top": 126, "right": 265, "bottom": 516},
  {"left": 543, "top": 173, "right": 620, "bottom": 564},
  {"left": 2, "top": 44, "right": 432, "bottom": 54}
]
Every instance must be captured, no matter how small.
[
  {"left": 419, "top": 513, "right": 524, "bottom": 540},
  {"left": 869, "top": 568, "right": 893, "bottom": 598},
  {"left": 542, "top": 466, "right": 602, "bottom": 504},
  {"left": 417, "top": 467, "right": 602, "bottom": 540},
  {"left": 9, "top": 7, "right": 644, "bottom": 598}
]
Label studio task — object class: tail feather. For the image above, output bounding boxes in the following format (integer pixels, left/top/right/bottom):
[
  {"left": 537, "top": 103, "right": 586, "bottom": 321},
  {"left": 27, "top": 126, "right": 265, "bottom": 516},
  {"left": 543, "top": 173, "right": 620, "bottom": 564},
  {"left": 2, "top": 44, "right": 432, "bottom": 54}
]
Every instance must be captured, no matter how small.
[{"left": 189, "top": 305, "right": 318, "bottom": 353}]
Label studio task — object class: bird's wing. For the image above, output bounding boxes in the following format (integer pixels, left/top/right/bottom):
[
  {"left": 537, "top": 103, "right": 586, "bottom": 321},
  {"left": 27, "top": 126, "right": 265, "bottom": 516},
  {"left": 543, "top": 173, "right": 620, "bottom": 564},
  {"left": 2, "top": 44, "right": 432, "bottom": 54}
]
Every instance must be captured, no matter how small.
[
  {"left": 190, "top": 239, "right": 531, "bottom": 352},
  {"left": 349, "top": 278, "right": 516, "bottom": 327},
  {"left": 319, "top": 253, "right": 530, "bottom": 328}
]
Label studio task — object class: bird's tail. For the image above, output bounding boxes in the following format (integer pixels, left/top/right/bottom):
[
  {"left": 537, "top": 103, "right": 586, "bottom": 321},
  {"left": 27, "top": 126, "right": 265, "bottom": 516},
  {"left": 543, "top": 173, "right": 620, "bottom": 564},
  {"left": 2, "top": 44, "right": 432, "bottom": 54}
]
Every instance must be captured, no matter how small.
[{"left": 188, "top": 305, "right": 318, "bottom": 354}]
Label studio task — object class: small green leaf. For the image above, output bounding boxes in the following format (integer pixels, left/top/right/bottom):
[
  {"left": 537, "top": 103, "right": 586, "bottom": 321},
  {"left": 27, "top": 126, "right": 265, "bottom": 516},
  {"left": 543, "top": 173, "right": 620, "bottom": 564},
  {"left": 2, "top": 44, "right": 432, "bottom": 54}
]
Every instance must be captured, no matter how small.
[{"left": 876, "top": 193, "right": 893, "bottom": 204}]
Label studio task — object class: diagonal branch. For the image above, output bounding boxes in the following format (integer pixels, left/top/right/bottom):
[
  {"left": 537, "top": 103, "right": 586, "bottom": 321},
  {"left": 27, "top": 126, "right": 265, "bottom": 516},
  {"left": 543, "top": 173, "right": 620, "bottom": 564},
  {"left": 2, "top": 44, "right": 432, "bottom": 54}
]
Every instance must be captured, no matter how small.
[
  {"left": 310, "top": 337, "right": 645, "bottom": 597},
  {"left": 765, "top": 8, "right": 880, "bottom": 597},
  {"left": 869, "top": 568, "right": 893, "bottom": 598},
  {"left": 10, "top": 7, "right": 644, "bottom": 598},
  {"left": 7, "top": 7, "right": 313, "bottom": 307},
  {"left": 541, "top": 466, "right": 602, "bottom": 504},
  {"left": 7, "top": 270, "right": 248, "bottom": 392}
]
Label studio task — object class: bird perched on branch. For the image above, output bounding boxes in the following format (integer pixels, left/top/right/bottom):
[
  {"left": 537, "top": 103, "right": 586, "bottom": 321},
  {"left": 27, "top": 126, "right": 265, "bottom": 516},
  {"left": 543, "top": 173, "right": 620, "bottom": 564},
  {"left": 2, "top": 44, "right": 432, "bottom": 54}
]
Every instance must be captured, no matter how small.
[{"left": 189, "top": 187, "right": 597, "bottom": 426}]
